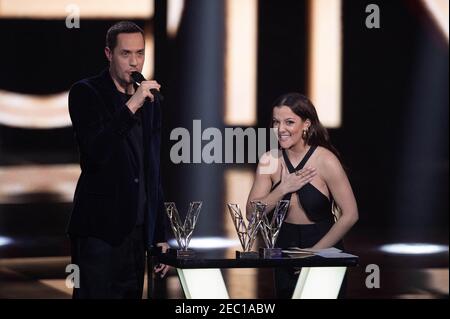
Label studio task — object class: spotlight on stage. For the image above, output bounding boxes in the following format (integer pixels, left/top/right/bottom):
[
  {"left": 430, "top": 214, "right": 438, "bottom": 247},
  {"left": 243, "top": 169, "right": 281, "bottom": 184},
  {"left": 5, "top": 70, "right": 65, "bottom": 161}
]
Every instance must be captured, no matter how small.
[
  {"left": 0, "top": 236, "right": 13, "bottom": 247},
  {"left": 168, "top": 237, "right": 240, "bottom": 250},
  {"left": 380, "top": 243, "right": 448, "bottom": 255}
]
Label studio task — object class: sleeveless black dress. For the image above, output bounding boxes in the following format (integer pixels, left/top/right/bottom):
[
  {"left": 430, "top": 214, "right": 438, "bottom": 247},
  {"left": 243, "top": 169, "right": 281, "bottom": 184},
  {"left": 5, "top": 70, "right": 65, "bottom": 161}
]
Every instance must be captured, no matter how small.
[
  {"left": 271, "top": 145, "right": 333, "bottom": 222},
  {"left": 272, "top": 145, "right": 345, "bottom": 298}
]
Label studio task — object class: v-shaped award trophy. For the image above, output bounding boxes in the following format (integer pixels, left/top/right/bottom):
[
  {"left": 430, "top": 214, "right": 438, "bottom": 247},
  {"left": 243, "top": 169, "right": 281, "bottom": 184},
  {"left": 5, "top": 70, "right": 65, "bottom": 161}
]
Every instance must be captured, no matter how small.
[
  {"left": 164, "top": 201, "right": 202, "bottom": 258},
  {"left": 259, "top": 200, "right": 290, "bottom": 258},
  {"left": 227, "top": 201, "right": 266, "bottom": 259}
]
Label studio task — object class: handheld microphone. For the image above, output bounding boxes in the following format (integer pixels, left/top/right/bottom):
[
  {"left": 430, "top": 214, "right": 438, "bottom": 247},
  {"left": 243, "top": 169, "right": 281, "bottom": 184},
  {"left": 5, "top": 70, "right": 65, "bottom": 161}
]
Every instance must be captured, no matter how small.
[{"left": 130, "top": 71, "right": 164, "bottom": 101}]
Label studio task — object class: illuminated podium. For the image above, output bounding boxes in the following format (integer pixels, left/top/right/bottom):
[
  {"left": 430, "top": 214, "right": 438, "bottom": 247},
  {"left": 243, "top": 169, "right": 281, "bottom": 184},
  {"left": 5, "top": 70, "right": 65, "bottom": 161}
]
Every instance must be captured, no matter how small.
[{"left": 149, "top": 250, "right": 358, "bottom": 299}]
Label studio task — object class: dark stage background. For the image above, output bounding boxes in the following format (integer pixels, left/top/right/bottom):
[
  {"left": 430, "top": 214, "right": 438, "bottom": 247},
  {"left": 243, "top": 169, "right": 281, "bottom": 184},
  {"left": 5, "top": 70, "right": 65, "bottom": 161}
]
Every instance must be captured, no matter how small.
[{"left": 0, "top": 0, "right": 448, "bottom": 298}]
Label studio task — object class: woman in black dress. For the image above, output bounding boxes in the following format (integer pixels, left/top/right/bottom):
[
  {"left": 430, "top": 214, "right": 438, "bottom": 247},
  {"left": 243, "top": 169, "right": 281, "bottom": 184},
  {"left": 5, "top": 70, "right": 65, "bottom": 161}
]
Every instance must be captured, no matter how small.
[{"left": 247, "top": 93, "right": 359, "bottom": 298}]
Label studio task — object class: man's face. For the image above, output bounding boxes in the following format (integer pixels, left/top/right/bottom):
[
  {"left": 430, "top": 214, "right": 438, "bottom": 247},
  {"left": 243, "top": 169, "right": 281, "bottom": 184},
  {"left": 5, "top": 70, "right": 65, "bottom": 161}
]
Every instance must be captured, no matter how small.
[{"left": 105, "top": 32, "right": 145, "bottom": 85}]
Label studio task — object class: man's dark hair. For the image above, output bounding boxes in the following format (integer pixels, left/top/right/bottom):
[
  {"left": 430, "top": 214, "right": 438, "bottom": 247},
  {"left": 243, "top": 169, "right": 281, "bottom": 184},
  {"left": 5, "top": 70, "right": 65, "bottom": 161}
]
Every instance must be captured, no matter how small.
[{"left": 105, "top": 21, "right": 144, "bottom": 50}]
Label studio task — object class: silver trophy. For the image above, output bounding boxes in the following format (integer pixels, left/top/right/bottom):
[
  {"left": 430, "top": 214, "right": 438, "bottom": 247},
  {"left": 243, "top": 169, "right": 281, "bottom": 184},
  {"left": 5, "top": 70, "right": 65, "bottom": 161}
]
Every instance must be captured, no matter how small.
[
  {"left": 259, "top": 200, "right": 290, "bottom": 258},
  {"left": 164, "top": 201, "right": 202, "bottom": 258},
  {"left": 227, "top": 201, "right": 266, "bottom": 259}
]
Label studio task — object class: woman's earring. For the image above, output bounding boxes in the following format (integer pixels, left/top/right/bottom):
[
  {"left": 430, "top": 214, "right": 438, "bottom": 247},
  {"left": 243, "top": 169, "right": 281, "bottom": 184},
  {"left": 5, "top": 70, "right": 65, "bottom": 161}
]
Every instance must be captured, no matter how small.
[{"left": 302, "top": 129, "right": 308, "bottom": 139}]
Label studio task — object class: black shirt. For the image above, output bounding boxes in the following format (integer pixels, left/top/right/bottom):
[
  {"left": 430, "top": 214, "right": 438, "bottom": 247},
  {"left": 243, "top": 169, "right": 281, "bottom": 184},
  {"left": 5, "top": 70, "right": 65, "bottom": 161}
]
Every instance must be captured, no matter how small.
[{"left": 119, "top": 92, "right": 147, "bottom": 226}]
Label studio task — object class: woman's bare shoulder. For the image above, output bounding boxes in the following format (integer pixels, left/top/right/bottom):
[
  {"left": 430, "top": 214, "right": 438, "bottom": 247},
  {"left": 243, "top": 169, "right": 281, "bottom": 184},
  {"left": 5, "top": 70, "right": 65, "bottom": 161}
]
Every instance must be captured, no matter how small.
[
  {"left": 315, "top": 146, "right": 341, "bottom": 170},
  {"left": 258, "top": 149, "right": 282, "bottom": 179},
  {"left": 258, "top": 149, "right": 282, "bottom": 168},
  {"left": 259, "top": 149, "right": 282, "bottom": 161}
]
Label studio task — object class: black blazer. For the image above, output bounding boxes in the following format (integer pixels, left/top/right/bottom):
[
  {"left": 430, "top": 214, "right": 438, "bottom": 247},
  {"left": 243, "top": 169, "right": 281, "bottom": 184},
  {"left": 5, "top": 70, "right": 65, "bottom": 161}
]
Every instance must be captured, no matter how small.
[{"left": 67, "top": 69, "right": 166, "bottom": 246}]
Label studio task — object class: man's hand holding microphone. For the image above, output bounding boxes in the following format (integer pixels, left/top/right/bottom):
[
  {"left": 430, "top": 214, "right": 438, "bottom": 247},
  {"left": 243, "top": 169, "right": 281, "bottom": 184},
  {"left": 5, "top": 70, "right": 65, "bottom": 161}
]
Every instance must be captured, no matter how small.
[{"left": 126, "top": 71, "right": 163, "bottom": 114}]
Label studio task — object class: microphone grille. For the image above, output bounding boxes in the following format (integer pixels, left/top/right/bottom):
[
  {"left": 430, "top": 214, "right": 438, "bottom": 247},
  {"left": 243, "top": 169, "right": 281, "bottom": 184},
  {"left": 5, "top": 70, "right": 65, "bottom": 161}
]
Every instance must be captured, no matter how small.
[{"left": 131, "top": 71, "right": 145, "bottom": 84}]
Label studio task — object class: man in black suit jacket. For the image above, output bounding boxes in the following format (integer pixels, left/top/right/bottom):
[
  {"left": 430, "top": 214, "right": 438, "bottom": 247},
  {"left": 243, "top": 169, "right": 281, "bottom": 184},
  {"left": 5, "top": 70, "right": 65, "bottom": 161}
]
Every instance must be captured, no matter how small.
[{"left": 68, "top": 21, "right": 169, "bottom": 298}]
